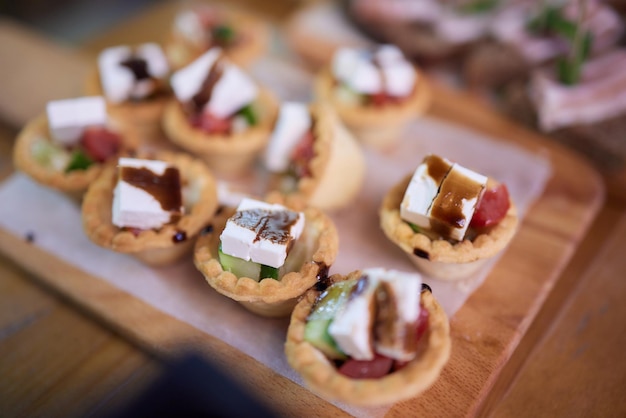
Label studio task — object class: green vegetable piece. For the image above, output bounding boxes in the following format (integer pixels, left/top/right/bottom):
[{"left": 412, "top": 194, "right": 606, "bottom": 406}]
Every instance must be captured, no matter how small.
[
  {"left": 260, "top": 264, "right": 279, "bottom": 280},
  {"left": 65, "top": 149, "right": 93, "bottom": 172},
  {"left": 304, "top": 279, "right": 357, "bottom": 360},
  {"left": 408, "top": 222, "right": 422, "bottom": 233},
  {"left": 212, "top": 25, "right": 235, "bottom": 43},
  {"left": 237, "top": 105, "right": 257, "bottom": 126},
  {"left": 218, "top": 244, "right": 261, "bottom": 281}
]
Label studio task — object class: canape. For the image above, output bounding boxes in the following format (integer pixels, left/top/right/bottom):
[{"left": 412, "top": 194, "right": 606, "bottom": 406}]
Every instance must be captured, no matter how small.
[
  {"left": 262, "top": 102, "right": 365, "bottom": 211},
  {"left": 194, "top": 197, "right": 339, "bottom": 317},
  {"left": 84, "top": 43, "right": 171, "bottom": 144},
  {"left": 13, "top": 96, "right": 127, "bottom": 200},
  {"left": 162, "top": 47, "right": 278, "bottom": 178},
  {"left": 285, "top": 268, "right": 451, "bottom": 406},
  {"left": 380, "top": 154, "right": 518, "bottom": 280},
  {"left": 82, "top": 151, "right": 218, "bottom": 267},
  {"left": 314, "top": 44, "right": 431, "bottom": 150},
  {"left": 163, "top": 3, "right": 268, "bottom": 70}
]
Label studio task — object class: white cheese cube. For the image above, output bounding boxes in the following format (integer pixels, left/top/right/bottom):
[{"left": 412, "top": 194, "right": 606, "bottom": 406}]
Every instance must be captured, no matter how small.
[
  {"left": 171, "top": 47, "right": 222, "bottom": 103},
  {"left": 332, "top": 48, "right": 382, "bottom": 95},
  {"left": 112, "top": 158, "right": 183, "bottom": 230},
  {"left": 400, "top": 155, "right": 453, "bottom": 230},
  {"left": 381, "top": 62, "right": 416, "bottom": 97},
  {"left": 137, "top": 43, "right": 169, "bottom": 80},
  {"left": 220, "top": 198, "right": 305, "bottom": 268},
  {"left": 46, "top": 96, "right": 108, "bottom": 146},
  {"left": 206, "top": 64, "right": 258, "bottom": 118},
  {"left": 264, "top": 102, "right": 312, "bottom": 173},
  {"left": 328, "top": 274, "right": 380, "bottom": 360}
]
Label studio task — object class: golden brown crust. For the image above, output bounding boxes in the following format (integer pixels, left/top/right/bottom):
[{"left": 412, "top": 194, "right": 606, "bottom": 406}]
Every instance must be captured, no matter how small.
[
  {"left": 13, "top": 114, "right": 109, "bottom": 196},
  {"left": 285, "top": 270, "right": 451, "bottom": 406},
  {"left": 81, "top": 150, "right": 219, "bottom": 266},
  {"left": 379, "top": 173, "right": 518, "bottom": 278},
  {"left": 162, "top": 88, "right": 278, "bottom": 178},
  {"left": 193, "top": 204, "right": 339, "bottom": 317},
  {"left": 84, "top": 67, "right": 171, "bottom": 145},
  {"left": 163, "top": 6, "right": 269, "bottom": 70},
  {"left": 265, "top": 103, "right": 366, "bottom": 211}
]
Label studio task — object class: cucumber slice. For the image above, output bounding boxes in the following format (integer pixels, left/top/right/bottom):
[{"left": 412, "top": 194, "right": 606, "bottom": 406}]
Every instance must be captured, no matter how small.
[
  {"left": 218, "top": 246, "right": 261, "bottom": 281},
  {"left": 260, "top": 264, "right": 279, "bottom": 280},
  {"left": 31, "top": 140, "right": 70, "bottom": 171},
  {"left": 304, "top": 279, "right": 357, "bottom": 359}
]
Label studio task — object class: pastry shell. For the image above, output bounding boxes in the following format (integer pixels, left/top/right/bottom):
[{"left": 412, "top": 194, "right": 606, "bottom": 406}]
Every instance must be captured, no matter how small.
[
  {"left": 193, "top": 203, "right": 339, "bottom": 318},
  {"left": 380, "top": 174, "right": 519, "bottom": 280},
  {"left": 285, "top": 270, "right": 451, "bottom": 407},
  {"left": 314, "top": 67, "right": 431, "bottom": 150},
  {"left": 163, "top": 6, "right": 268, "bottom": 70},
  {"left": 84, "top": 68, "right": 170, "bottom": 146},
  {"left": 82, "top": 150, "right": 219, "bottom": 267},
  {"left": 162, "top": 88, "right": 278, "bottom": 178},
  {"left": 13, "top": 113, "right": 122, "bottom": 200},
  {"left": 265, "top": 103, "right": 366, "bottom": 211}
]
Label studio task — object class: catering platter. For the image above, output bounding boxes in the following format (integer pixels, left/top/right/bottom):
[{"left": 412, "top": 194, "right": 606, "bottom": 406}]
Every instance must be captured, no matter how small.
[{"left": 0, "top": 5, "right": 606, "bottom": 417}]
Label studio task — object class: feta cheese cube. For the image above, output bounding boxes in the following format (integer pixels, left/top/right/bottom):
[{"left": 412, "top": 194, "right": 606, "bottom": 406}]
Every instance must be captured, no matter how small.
[
  {"left": 264, "top": 102, "right": 312, "bottom": 173},
  {"left": 220, "top": 198, "right": 305, "bottom": 268},
  {"left": 98, "top": 43, "right": 169, "bottom": 104},
  {"left": 112, "top": 158, "right": 183, "bottom": 230},
  {"left": 328, "top": 274, "right": 379, "bottom": 360},
  {"left": 401, "top": 155, "right": 487, "bottom": 241},
  {"left": 46, "top": 96, "right": 108, "bottom": 146},
  {"left": 171, "top": 48, "right": 222, "bottom": 103}
]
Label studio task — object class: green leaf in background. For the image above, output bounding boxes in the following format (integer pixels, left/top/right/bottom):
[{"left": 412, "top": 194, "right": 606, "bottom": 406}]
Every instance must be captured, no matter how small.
[
  {"left": 65, "top": 149, "right": 93, "bottom": 172},
  {"left": 237, "top": 104, "right": 257, "bottom": 126}
]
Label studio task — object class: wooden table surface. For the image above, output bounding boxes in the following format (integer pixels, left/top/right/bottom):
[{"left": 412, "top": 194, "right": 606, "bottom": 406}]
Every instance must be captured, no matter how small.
[{"left": 1, "top": 2, "right": 625, "bottom": 417}]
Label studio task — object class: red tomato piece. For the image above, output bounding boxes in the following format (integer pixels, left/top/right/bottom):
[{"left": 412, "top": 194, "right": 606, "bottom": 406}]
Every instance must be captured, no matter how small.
[
  {"left": 80, "top": 127, "right": 121, "bottom": 162},
  {"left": 191, "top": 112, "right": 232, "bottom": 135},
  {"left": 369, "top": 92, "right": 391, "bottom": 106},
  {"left": 290, "top": 131, "right": 315, "bottom": 178},
  {"left": 470, "top": 183, "right": 511, "bottom": 228},
  {"left": 338, "top": 354, "right": 394, "bottom": 379}
]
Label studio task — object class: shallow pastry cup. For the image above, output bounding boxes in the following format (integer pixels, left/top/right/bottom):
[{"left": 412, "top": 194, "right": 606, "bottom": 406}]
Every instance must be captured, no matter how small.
[
  {"left": 82, "top": 150, "right": 219, "bottom": 267},
  {"left": 314, "top": 67, "right": 432, "bottom": 150},
  {"left": 163, "top": 6, "right": 268, "bottom": 70},
  {"left": 193, "top": 203, "right": 339, "bottom": 318},
  {"left": 285, "top": 270, "right": 451, "bottom": 407},
  {"left": 162, "top": 88, "right": 278, "bottom": 178},
  {"left": 380, "top": 174, "right": 519, "bottom": 281},
  {"left": 84, "top": 68, "right": 171, "bottom": 146},
  {"left": 13, "top": 113, "right": 123, "bottom": 200},
  {"left": 265, "top": 103, "right": 366, "bottom": 211}
]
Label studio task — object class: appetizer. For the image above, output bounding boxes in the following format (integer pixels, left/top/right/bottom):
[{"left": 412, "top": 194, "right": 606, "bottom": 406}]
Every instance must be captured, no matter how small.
[
  {"left": 285, "top": 268, "right": 450, "bottom": 406},
  {"left": 380, "top": 154, "right": 518, "bottom": 280},
  {"left": 194, "top": 197, "right": 339, "bottom": 317},
  {"left": 13, "top": 96, "right": 125, "bottom": 200},
  {"left": 164, "top": 3, "right": 268, "bottom": 70},
  {"left": 82, "top": 151, "right": 218, "bottom": 266},
  {"left": 314, "top": 44, "right": 430, "bottom": 149},
  {"left": 262, "top": 102, "right": 365, "bottom": 211},
  {"left": 84, "top": 43, "right": 171, "bottom": 143},
  {"left": 163, "top": 47, "right": 278, "bottom": 178}
]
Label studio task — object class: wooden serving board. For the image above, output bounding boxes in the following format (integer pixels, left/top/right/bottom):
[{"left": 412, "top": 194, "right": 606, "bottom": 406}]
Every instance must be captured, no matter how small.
[{"left": 0, "top": 15, "right": 605, "bottom": 418}]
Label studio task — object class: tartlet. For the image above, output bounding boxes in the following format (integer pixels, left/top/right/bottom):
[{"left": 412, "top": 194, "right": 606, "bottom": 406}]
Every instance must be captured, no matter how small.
[
  {"left": 163, "top": 4, "right": 268, "bottom": 70},
  {"left": 380, "top": 173, "right": 518, "bottom": 280},
  {"left": 264, "top": 102, "right": 366, "bottom": 211},
  {"left": 162, "top": 86, "right": 278, "bottom": 178},
  {"left": 285, "top": 270, "right": 451, "bottom": 406},
  {"left": 13, "top": 111, "right": 126, "bottom": 200},
  {"left": 82, "top": 150, "right": 218, "bottom": 267},
  {"left": 193, "top": 199, "right": 339, "bottom": 318},
  {"left": 314, "top": 46, "right": 431, "bottom": 150}
]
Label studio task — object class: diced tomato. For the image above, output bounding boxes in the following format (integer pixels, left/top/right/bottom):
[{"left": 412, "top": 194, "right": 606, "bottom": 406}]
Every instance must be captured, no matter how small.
[
  {"left": 190, "top": 111, "right": 232, "bottom": 135},
  {"left": 338, "top": 354, "right": 394, "bottom": 379},
  {"left": 368, "top": 92, "right": 400, "bottom": 107},
  {"left": 470, "top": 183, "right": 511, "bottom": 228},
  {"left": 290, "top": 131, "right": 315, "bottom": 178},
  {"left": 80, "top": 127, "right": 121, "bottom": 162}
]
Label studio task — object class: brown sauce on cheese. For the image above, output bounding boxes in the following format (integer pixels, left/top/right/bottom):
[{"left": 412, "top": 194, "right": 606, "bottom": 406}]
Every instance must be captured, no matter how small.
[
  {"left": 191, "top": 55, "right": 224, "bottom": 113},
  {"left": 120, "top": 165, "right": 183, "bottom": 223},
  {"left": 424, "top": 154, "right": 452, "bottom": 186},
  {"left": 374, "top": 282, "right": 418, "bottom": 356},
  {"left": 231, "top": 208, "right": 300, "bottom": 245},
  {"left": 120, "top": 56, "right": 151, "bottom": 80}
]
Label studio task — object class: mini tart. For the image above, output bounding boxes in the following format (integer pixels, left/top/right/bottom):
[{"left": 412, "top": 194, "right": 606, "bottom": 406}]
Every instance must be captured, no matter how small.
[
  {"left": 84, "top": 67, "right": 170, "bottom": 146},
  {"left": 265, "top": 103, "right": 366, "bottom": 211},
  {"left": 82, "top": 150, "right": 218, "bottom": 267},
  {"left": 193, "top": 203, "right": 339, "bottom": 318},
  {"left": 314, "top": 67, "right": 432, "bottom": 150},
  {"left": 13, "top": 113, "right": 119, "bottom": 200},
  {"left": 162, "top": 88, "right": 278, "bottom": 178},
  {"left": 380, "top": 174, "right": 518, "bottom": 281},
  {"left": 285, "top": 270, "right": 451, "bottom": 407},
  {"left": 163, "top": 6, "right": 268, "bottom": 71}
]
